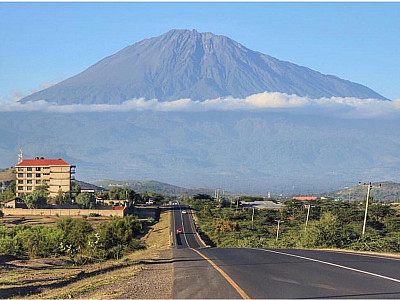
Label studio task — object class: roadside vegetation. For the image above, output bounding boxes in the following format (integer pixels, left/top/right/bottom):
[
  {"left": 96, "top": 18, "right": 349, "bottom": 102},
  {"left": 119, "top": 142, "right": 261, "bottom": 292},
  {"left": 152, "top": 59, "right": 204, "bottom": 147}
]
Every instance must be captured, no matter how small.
[
  {"left": 0, "top": 210, "right": 171, "bottom": 299},
  {"left": 0, "top": 215, "right": 145, "bottom": 264},
  {"left": 187, "top": 195, "right": 400, "bottom": 253}
]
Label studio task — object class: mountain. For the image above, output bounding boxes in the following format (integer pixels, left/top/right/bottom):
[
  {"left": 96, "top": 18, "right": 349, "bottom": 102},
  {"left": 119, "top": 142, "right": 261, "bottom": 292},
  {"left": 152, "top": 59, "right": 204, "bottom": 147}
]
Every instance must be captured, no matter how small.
[
  {"left": 1, "top": 111, "right": 400, "bottom": 194},
  {"left": 74, "top": 180, "right": 107, "bottom": 192},
  {"left": 20, "top": 29, "right": 386, "bottom": 104},
  {"left": 92, "top": 180, "right": 217, "bottom": 197},
  {"left": 0, "top": 168, "right": 15, "bottom": 189},
  {"left": 321, "top": 181, "right": 400, "bottom": 203}
]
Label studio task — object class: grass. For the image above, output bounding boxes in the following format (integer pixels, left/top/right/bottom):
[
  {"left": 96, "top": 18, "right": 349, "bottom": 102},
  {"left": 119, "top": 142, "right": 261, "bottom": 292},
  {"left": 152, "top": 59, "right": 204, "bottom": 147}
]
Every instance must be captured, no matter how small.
[
  {"left": 0, "top": 215, "right": 113, "bottom": 228},
  {"left": 0, "top": 208, "right": 172, "bottom": 299}
]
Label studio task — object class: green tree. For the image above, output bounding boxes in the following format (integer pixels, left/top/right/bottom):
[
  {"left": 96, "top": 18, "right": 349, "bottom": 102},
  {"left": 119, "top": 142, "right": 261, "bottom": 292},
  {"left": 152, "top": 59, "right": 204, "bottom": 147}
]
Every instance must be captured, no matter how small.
[
  {"left": 109, "top": 187, "right": 123, "bottom": 200},
  {"left": 70, "top": 181, "right": 81, "bottom": 199},
  {"left": 54, "top": 189, "right": 66, "bottom": 205},
  {"left": 57, "top": 217, "right": 93, "bottom": 250},
  {"left": 24, "top": 190, "right": 47, "bottom": 208},
  {"left": 96, "top": 216, "right": 144, "bottom": 259},
  {"left": 0, "top": 180, "right": 16, "bottom": 202},
  {"left": 95, "top": 190, "right": 109, "bottom": 200},
  {"left": 76, "top": 192, "right": 95, "bottom": 209},
  {"left": 300, "top": 212, "right": 345, "bottom": 248}
]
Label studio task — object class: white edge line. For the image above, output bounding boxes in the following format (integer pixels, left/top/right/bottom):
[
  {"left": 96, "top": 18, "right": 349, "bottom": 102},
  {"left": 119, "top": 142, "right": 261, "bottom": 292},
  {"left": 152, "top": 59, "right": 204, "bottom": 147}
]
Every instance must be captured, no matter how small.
[
  {"left": 256, "top": 248, "right": 400, "bottom": 284},
  {"left": 178, "top": 202, "right": 190, "bottom": 248},
  {"left": 326, "top": 249, "right": 400, "bottom": 262}
]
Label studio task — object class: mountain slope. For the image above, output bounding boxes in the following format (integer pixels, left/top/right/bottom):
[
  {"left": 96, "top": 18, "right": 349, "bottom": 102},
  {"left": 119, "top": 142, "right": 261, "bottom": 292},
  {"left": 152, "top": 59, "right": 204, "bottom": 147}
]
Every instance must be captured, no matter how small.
[
  {"left": 92, "top": 180, "right": 216, "bottom": 197},
  {"left": 20, "top": 29, "right": 386, "bottom": 104},
  {"left": 1, "top": 111, "right": 400, "bottom": 194},
  {"left": 322, "top": 181, "right": 400, "bottom": 203}
]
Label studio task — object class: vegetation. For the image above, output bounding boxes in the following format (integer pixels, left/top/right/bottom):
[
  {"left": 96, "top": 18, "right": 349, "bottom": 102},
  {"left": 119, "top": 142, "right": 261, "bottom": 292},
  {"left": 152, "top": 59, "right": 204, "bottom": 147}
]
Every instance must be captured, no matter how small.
[
  {"left": 0, "top": 210, "right": 171, "bottom": 299},
  {"left": 24, "top": 184, "right": 49, "bottom": 208},
  {"left": 76, "top": 192, "right": 96, "bottom": 209},
  {"left": 0, "top": 215, "right": 145, "bottom": 263},
  {"left": 0, "top": 180, "right": 15, "bottom": 203},
  {"left": 187, "top": 196, "right": 400, "bottom": 253}
]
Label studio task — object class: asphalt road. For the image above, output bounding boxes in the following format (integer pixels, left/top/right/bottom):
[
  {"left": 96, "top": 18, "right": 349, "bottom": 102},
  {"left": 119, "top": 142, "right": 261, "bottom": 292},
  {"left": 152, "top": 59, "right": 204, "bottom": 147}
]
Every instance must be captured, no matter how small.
[{"left": 171, "top": 202, "right": 400, "bottom": 298}]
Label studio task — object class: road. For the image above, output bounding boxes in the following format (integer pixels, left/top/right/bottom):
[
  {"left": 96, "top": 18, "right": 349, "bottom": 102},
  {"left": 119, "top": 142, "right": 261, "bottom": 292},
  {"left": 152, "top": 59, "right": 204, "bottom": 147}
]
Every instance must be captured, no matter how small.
[{"left": 171, "top": 202, "right": 400, "bottom": 298}]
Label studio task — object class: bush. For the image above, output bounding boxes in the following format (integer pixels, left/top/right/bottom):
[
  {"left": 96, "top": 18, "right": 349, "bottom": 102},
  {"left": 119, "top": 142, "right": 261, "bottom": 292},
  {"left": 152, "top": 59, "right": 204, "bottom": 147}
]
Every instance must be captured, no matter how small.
[
  {"left": 89, "top": 213, "right": 101, "bottom": 217},
  {"left": 95, "top": 215, "right": 144, "bottom": 259},
  {"left": 14, "top": 226, "right": 65, "bottom": 258}
]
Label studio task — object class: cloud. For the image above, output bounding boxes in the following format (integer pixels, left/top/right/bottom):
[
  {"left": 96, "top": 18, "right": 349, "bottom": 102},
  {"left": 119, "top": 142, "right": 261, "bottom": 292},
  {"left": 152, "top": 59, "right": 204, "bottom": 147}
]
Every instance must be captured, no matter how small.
[
  {"left": 2, "top": 79, "right": 62, "bottom": 103},
  {"left": 0, "top": 91, "right": 399, "bottom": 119}
]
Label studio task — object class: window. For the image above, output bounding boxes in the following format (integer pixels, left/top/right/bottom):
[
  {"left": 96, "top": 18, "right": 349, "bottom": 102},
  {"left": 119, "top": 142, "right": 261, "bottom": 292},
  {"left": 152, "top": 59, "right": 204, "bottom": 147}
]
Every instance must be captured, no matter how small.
[
  {"left": 27, "top": 173, "right": 32, "bottom": 178},
  {"left": 36, "top": 173, "right": 41, "bottom": 178},
  {"left": 18, "top": 180, "right": 23, "bottom": 184},
  {"left": 18, "top": 186, "right": 23, "bottom": 191},
  {"left": 18, "top": 173, "right": 23, "bottom": 177},
  {"left": 27, "top": 167, "right": 32, "bottom": 171},
  {"left": 43, "top": 173, "right": 50, "bottom": 176},
  {"left": 27, "top": 180, "right": 32, "bottom": 184},
  {"left": 18, "top": 167, "right": 24, "bottom": 171},
  {"left": 27, "top": 186, "right": 32, "bottom": 191},
  {"left": 36, "top": 180, "right": 41, "bottom": 184},
  {"left": 36, "top": 167, "right": 41, "bottom": 171}
]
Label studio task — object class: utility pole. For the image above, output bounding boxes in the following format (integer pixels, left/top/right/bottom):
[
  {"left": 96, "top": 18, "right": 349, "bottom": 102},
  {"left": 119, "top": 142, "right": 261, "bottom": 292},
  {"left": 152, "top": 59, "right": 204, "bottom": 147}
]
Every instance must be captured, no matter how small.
[
  {"left": 275, "top": 220, "right": 283, "bottom": 242},
  {"left": 305, "top": 204, "right": 311, "bottom": 233},
  {"left": 362, "top": 182, "right": 372, "bottom": 236},
  {"left": 251, "top": 207, "right": 255, "bottom": 229}
]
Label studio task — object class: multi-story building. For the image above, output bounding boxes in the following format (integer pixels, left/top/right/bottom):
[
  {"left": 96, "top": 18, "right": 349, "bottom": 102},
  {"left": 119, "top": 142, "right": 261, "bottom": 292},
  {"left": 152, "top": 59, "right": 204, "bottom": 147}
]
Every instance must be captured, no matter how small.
[{"left": 15, "top": 157, "right": 76, "bottom": 198}]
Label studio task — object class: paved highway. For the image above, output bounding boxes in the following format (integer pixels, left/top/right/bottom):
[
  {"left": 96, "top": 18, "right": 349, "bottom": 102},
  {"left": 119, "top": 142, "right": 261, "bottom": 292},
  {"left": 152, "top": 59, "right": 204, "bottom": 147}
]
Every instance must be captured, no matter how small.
[{"left": 171, "top": 202, "right": 400, "bottom": 298}]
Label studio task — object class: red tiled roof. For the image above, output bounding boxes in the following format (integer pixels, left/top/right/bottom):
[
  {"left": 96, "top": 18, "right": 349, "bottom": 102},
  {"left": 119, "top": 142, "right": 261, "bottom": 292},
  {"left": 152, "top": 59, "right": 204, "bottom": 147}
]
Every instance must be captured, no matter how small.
[
  {"left": 16, "top": 159, "right": 70, "bottom": 167},
  {"left": 293, "top": 196, "right": 318, "bottom": 201},
  {"left": 113, "top": 206, "right": 125, "bottom": 210}
]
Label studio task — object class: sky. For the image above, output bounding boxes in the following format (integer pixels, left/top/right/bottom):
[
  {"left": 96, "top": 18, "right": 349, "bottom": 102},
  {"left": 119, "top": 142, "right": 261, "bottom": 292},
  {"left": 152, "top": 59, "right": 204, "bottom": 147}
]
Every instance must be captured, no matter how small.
[{"left": 1, "top": 2, "right": 399, "bottom": 102}]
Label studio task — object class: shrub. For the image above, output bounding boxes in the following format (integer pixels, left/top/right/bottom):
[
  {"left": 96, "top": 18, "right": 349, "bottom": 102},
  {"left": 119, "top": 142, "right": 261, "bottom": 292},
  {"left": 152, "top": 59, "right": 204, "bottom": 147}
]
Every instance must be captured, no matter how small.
[
  {"left": 56, "top": 218, "right": 93, "bottom": 251},
  {"left": 95, "top": 216, "right": 144, "bottom": 259},
  {"left": 213, "top": 219, "right": 239, "bottom": 233},
  {"left": 89, "top": 213, "right": 101, "bottom": 217},
  {"left": 13, "top": 226, "right": 65, "bottom": 258}
]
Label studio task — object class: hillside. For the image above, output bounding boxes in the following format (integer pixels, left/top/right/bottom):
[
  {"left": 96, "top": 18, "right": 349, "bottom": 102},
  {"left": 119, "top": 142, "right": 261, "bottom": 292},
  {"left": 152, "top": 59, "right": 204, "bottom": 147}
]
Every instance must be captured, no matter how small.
[
  {"left": 0, "top": 168, "right": 15, "bottom": 188},
  {"left": 92, "top": 180, "right": 216, "bottom": 197},
  {"left": 20, "top": 29, "right": 386, "bottom": 104},
  {"left": 322, "top": 181, "right": 400, "bottom": 203},
  {"left": 75, "top": 180, "right": 107, "bottom": 192}
]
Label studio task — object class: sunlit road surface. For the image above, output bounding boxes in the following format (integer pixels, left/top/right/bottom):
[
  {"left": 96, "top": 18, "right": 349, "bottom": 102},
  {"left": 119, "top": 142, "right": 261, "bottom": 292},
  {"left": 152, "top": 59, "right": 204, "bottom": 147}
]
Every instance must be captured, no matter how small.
[{"left": 171, "top": 203, "right": 400, "bottom": 299}]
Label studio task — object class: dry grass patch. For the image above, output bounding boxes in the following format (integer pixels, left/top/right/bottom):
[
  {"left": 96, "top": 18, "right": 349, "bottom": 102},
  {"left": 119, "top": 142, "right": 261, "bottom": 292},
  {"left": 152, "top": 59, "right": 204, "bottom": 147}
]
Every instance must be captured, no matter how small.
[{"left": 0, "top": 208, "right": 172, "bottom": 299}]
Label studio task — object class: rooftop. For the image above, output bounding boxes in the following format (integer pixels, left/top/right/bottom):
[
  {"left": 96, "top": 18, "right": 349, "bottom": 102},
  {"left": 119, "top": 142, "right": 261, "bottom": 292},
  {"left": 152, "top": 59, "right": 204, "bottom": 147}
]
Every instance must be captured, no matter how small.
[{"left": 16, "top": 158, "right": 70, "bottom": 167}]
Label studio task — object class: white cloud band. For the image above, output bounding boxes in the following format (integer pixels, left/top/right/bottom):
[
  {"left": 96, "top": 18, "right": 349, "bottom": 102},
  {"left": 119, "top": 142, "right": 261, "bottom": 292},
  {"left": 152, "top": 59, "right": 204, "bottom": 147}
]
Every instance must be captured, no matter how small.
[{"left": 0, "top": 92, "right": 399, "bottom": 118}]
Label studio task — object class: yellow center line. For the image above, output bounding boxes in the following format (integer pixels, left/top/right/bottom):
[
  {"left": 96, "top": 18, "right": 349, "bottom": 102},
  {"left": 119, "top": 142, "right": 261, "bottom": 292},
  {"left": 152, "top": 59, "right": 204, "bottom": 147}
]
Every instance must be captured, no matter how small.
[{"left": 191, "top": 248, "right": 251, "bottom": 300}]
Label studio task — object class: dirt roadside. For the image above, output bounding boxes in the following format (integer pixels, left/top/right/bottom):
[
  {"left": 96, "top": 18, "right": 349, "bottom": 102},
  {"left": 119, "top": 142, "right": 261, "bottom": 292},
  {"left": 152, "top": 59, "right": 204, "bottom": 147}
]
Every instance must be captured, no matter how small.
[{"left": 0, "top": 209, "right": 173, "bottom": 299}]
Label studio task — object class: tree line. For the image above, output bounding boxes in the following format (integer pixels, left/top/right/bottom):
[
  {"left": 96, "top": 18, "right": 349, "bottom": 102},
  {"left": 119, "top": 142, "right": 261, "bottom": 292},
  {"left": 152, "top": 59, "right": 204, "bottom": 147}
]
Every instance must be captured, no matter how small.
[
  {"left": 0, "top": 180, "right": 165, "bottom": 209},
  {"left": 187, "top": 195, "right": 400, "bottom": 253},
  {"left": 0, "top": 215, "right": 145, "bottom": 264}
]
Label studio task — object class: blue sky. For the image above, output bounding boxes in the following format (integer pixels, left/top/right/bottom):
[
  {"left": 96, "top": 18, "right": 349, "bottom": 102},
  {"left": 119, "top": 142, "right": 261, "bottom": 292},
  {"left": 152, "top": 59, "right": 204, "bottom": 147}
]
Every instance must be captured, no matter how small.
[{"left": 1, "top": 2, "right": 399, "bottom": 101}]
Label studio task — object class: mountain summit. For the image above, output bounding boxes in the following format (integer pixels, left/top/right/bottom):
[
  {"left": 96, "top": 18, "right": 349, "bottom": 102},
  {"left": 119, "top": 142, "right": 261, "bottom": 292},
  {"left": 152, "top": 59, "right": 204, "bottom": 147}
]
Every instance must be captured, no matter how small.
[{"left": 21, "top": 29, "right": 386, "bottom": 104}]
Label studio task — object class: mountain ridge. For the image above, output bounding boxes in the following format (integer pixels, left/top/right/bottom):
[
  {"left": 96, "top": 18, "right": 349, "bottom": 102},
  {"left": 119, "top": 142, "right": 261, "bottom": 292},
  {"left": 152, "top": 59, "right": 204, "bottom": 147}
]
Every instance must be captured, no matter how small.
[{"left": 20, "top": 29, "right": 387, "bottom": 104}]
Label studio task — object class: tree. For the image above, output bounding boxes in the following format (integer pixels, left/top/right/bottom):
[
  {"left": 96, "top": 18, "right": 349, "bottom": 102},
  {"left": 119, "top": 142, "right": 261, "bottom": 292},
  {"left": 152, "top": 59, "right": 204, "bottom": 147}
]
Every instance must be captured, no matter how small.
[
  {"left": 300, "top": 212, "right": 347, "bottom": 248},
  {"left": 76, "top": 192, "right": 96, "bottom": 209},
  {"left": 109, "top": 187, "right": 123, "bottom": 200},
  {"left": 0, "top": 210, "right": 3, "bottom": 218},
  {"left": 70, "top": 181, "right": 81, "bottom": 198},
  {"left": 193, "top": 194, "right": 213, "bottom": 200},
  {"left": 24, "top": 190, "right": 47, "bottom": 208},
  {"left": 95, "top": 190, "right": 109, "bottom": 200},
  {"left": 0, "top": 180, "right": 16, "bottom": 202}
]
